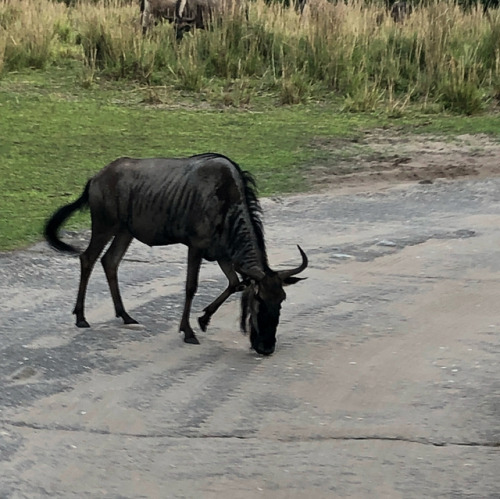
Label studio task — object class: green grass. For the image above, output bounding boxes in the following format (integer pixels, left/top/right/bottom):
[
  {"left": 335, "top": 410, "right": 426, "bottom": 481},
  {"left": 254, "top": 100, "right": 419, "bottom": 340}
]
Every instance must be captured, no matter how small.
[
  {"left": 2, "top": 1, "right": 500, "bottom": 251},
  {"left": 1, "top": 69, "right": 499, "bottom": 251}
]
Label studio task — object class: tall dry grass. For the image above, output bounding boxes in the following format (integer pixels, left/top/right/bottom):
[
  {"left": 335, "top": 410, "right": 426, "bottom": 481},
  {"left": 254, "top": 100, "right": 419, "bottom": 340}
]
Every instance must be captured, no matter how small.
[
  {"left": 1, "top": 0, "right": 499, "bottom": 112},
  {"left": 0, "top": 0, "right": 68, "bottom": 70}
]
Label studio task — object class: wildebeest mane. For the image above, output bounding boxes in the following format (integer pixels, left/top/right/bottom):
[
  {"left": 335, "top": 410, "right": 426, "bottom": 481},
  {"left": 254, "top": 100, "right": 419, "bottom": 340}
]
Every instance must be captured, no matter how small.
[
  {"left": 240, "top": 169, "right": 266, "bottom": 258},
  {"left": 189, "top": 153, "right": 267, "bottom": 263}
]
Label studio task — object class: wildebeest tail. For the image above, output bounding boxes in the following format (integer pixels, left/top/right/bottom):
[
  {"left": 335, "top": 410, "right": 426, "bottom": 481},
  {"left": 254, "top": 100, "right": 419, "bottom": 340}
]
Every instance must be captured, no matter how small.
[{"left": 44, "top": 180, "right": 91, "bottom": 254}]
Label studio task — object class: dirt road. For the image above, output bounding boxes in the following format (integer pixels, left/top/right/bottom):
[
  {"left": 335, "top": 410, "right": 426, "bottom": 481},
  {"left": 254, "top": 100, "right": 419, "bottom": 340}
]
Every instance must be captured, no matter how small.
[{"left": 1, "top": 163, "right": 500, "bottom": 496}]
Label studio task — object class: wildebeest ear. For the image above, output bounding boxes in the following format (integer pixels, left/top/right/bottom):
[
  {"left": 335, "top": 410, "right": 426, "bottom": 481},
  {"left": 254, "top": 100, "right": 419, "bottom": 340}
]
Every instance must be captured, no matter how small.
[{"left": 282, "top": 276, "right": 307, "bottom": 286}]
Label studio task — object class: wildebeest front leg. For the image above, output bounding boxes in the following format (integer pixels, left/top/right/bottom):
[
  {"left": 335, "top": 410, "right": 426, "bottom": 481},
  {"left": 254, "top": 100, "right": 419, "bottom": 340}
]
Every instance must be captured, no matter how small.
[
  {"left": 198, "top": 261, "right": 241, "bottom": 332},
  {"left": 180, "top": 247, "right": 203, "bottom": 344},
  {"left": 101, "top": 231, "right": 137, "bottom": 325}
]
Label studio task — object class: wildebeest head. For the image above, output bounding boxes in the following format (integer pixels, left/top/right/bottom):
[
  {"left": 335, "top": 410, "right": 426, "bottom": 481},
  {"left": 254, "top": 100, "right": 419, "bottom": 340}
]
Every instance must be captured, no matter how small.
[{"left": 240, "top": 246, "right": 308, "bottom": 355}]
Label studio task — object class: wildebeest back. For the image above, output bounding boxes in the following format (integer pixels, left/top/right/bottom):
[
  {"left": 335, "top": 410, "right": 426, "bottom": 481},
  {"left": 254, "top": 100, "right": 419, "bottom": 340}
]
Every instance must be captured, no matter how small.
[{"left": 88, "top": 154, "right": 252, "bottom": 259}]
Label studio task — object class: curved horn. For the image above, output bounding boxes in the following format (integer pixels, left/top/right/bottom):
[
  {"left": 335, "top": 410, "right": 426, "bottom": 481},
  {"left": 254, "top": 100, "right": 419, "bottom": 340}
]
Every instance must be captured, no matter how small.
[
  {"left": 277, "top": 245, "right": 308, "bottom": 281},
  {"left": 178, "top": 15, "right": 196, "bottom": 22}
]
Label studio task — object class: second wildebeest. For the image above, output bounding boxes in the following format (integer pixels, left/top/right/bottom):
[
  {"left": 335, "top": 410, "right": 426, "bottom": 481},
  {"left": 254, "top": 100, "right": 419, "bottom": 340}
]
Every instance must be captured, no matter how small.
[
  {"left": 175, "top": 0, "right": 248, "bottom": 32},
  {"left": 44, "top": 153, "right": 308, "bottom": 356},
  {"left": 140, "top": 0, "right": 177, "bottom": 33},
  {"left": 141, "top": 0, "right": 247, "bottom": 37},
  {"left": 390, "top": 1, "right": 412, "bottom": 23}
]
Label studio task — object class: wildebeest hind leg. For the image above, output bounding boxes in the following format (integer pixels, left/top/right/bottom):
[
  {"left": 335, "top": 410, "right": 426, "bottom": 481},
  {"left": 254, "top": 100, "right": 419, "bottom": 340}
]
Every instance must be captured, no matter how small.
[
  {"left": 73, "top": 230, "right": 113, "bottom": 328},
  {"left": 180, "top": 247, "right": 202, "bottom": 344},
  {"left": 101, "top": 231, "right": 137, "bottom": 325},
  {"left": 198, "top": 261, "right": 241, "bottom": 332}
]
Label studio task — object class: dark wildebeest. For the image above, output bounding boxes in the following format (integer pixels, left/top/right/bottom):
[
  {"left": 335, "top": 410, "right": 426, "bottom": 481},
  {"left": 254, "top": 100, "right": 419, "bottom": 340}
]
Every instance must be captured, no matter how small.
[
  {"left": 175, "top": 0, "right": 248, "bottom": 32},
  {"left": 390, "top": 1, "right": 412, "bottom": 23},
  {"left": 44, "top": 153, "right": 308, "bottom": 356},
  {"left": 141, "top": 0, "right": 246, "bottom": 37},
  {"left": 140, "top": 0, "right": 177, "bottom": 33}
]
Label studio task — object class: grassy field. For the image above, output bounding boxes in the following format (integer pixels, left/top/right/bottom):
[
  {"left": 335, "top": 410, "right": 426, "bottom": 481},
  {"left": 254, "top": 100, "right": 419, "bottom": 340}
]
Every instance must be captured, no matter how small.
[
  {"left": 1, "top": 68, "right": 499, "bottom": 251},
  {"left": 1, "top": 0, "right": 500, "bottom": 250}
]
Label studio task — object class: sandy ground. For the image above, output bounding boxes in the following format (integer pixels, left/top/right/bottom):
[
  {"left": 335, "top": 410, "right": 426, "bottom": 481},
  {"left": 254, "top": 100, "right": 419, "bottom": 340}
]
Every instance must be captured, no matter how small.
[
  {"left": 307, "top": 131, "right": 500, "bottom": 190},
  {"left": 1, "top": 133, "right": 500, "bottom": 498}
]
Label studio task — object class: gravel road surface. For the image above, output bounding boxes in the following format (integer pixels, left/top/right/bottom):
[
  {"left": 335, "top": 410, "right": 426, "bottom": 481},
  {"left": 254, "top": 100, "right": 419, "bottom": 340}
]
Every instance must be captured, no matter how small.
[{"left": 1, "top": 177, "right": 499, "bottom": 498}]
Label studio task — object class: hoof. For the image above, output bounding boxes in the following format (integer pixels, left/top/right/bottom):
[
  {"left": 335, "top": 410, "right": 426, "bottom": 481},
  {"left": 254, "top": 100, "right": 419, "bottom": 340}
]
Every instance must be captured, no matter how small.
[
  {"left": 76, "top": 320, "right": 90, "bottom": 328},
  {"left": 123, "top": 318, "right": 139, "bottom": 325},
  {"left": 198, "top": 315, "right": 210, "bottom": 332},
  {"left": 184, "top": 335, "right": 200, "bottom": 345},
  {"left": 121, "top": 323, "right": 145, "bottom": 330}
]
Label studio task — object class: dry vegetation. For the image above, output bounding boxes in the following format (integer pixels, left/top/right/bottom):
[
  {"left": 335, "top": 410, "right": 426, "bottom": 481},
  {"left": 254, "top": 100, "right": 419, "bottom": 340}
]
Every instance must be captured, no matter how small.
[{"left": 0, "top": 0, "right": 499, "bottom": 112}]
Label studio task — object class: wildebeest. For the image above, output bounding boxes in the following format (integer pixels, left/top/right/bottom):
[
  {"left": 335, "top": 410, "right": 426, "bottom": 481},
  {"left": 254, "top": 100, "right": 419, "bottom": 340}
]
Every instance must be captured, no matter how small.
[
  {"left": 140, "top": 0, "right": 177, "bottom": 33},
  {"left": 175, "top": 0, "right": 247, "bottom": 32},
  {"left": 44, "top": 153, "right": 308, "bottom": 356},
  {"left": 141, "top": 0, "right": 246, "bottom": 36},
  {"left": 390, "top": 1, "right": 412, "bottom": 23}
]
